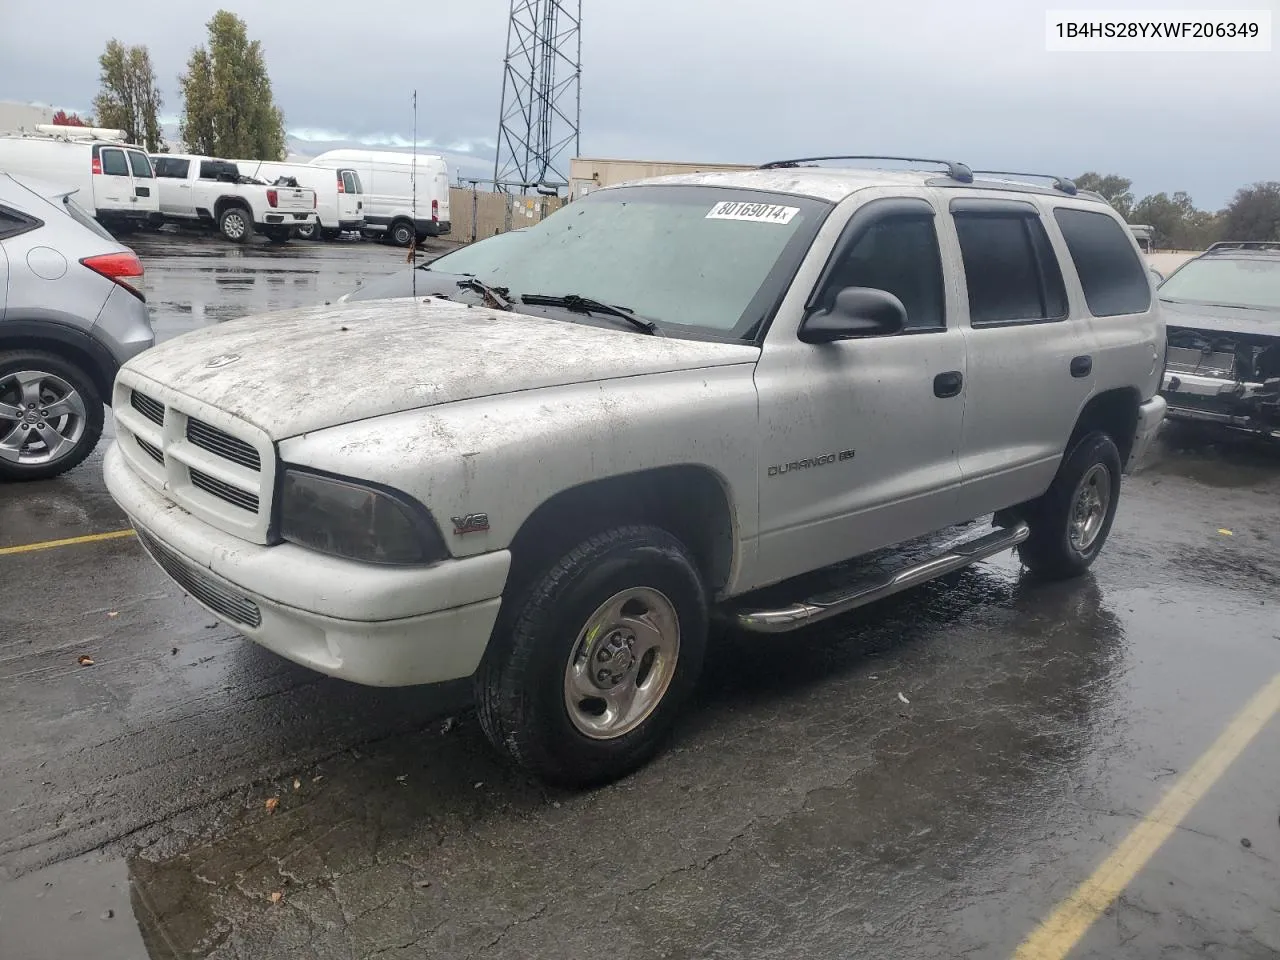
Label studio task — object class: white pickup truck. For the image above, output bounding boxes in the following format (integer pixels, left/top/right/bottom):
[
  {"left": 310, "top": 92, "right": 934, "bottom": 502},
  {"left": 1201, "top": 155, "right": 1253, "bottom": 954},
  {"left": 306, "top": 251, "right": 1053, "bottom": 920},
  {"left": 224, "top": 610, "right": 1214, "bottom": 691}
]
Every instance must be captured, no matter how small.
[
  {"left": 104, "top": 158, "right": 1167, "bottom": 787},
  {"left": 149, "top": 154, "right": 317, "bottom": 243}
]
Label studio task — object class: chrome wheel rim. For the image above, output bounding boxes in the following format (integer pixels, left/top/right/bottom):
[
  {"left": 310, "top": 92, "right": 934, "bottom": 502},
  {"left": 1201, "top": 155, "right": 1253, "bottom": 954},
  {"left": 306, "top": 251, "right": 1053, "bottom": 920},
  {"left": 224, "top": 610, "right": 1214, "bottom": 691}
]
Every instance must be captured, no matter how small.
[
  {"left": 563, "top": 586, "right": 681, "bottom": 740},
  {"left": 224, "top": 213, "right": 247, "bottom": 238},
  {"left": 1069, "top": 463, "right": 1111, "bottom": 552},
  {"left": 0, "top": 369, "right": 87, "bottom": 466}
]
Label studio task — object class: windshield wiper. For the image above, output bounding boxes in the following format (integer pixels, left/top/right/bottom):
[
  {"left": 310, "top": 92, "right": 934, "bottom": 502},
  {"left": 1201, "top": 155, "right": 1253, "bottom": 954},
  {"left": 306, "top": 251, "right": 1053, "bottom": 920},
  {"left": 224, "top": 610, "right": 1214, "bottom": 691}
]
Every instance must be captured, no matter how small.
[
  {"left": 456, "top": 276, "right": 512, "bottom": 311},
  {"left": 520, "top": 293, "right": 665, "bottom": 336}
]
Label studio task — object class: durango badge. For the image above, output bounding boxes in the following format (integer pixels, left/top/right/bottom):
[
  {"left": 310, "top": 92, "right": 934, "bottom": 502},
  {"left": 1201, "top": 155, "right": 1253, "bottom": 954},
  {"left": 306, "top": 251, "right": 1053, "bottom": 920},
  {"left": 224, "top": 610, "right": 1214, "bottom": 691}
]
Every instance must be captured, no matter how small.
[
  {"left": 452, "top": 513, "right": 490, "bottom": 535},
  {"left": 205, "top": 353, "right": 241, "bottom": 369}
]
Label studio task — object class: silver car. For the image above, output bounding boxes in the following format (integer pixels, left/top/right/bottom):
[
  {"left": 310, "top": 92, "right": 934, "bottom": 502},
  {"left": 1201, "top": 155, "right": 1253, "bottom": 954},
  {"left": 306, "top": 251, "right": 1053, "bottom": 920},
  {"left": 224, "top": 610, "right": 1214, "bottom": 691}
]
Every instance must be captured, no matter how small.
[{"left": 0, "top": 173, "right": 155, "bottom": 480}]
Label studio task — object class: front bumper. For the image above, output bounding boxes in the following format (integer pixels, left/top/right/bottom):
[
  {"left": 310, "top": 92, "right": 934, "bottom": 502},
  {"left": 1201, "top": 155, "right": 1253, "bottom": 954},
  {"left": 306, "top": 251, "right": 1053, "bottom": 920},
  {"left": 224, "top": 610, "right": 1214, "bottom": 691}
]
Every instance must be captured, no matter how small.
[
  {"left": 104, "top": 443, "right": 510, "bottom": 686},
  {"left": 1161, "top": 371, "right": 1280, "bottom": 437}
]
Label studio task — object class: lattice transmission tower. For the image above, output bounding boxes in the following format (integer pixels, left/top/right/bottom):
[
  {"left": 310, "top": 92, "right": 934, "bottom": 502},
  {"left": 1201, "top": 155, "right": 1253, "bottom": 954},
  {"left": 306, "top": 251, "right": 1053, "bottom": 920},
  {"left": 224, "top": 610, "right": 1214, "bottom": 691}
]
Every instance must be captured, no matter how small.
[{"left": 493, "top": 0, "right": 582, "bottom": 192}]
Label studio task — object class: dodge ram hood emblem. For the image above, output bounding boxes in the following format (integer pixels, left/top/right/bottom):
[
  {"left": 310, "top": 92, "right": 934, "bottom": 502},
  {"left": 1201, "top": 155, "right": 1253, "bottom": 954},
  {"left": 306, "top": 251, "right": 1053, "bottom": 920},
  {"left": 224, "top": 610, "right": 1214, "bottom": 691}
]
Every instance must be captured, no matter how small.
[{"left": 205, "top": 354, "right": 242, "bottom": 369}]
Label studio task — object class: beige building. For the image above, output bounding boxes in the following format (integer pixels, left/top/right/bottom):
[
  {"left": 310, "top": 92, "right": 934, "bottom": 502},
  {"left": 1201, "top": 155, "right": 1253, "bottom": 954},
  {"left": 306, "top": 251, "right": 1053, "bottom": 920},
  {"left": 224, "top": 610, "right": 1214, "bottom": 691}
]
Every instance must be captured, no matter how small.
[
  {"left": 0, "top": 101, "right": 58, "bottom": 133},
  {"left": 569, "top": 157, "right": 755, "bottom": 199}
]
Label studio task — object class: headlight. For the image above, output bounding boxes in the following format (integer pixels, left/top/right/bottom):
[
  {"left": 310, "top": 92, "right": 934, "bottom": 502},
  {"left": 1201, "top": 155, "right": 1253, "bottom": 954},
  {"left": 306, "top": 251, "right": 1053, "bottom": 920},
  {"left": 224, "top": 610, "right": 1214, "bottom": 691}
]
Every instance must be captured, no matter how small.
[{"left": 279, "top": 467, "right": 449, "bottom": 565}]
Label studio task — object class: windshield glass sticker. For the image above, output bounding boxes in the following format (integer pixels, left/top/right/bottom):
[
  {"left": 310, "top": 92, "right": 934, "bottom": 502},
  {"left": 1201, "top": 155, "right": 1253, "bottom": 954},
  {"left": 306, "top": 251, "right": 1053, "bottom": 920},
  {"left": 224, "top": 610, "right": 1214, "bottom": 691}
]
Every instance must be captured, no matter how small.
[{"left": 706, "top": 201, "right": 800, "bottom": 224}]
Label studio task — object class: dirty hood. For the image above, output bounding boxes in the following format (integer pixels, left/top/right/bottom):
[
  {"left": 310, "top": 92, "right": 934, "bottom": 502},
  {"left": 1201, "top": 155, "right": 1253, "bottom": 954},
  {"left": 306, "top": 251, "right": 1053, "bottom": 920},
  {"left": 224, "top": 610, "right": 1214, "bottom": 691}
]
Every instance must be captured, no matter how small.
[{"left": 123, "top": 298, "right": 761, "bottom": 439}]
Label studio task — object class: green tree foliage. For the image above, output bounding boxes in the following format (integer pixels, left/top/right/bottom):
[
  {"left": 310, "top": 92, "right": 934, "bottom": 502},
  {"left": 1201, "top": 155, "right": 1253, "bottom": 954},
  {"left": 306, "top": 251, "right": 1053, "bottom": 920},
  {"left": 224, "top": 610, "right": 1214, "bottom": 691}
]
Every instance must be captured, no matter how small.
[
  {"left": 1130, "top": 192, "right": 1222, "bottom": 250},
  {"left": 1220, "top": 182, "right": 1280, "bottom": 242},
  {"left": 1074, "top": 172, "right": 1135, "bottom": 220},
  {"left": 178, "top": 10, "right": 286, "bottom": 160},
  {"left": 92, "top": 40, "right": 164, "bottom": 151}
]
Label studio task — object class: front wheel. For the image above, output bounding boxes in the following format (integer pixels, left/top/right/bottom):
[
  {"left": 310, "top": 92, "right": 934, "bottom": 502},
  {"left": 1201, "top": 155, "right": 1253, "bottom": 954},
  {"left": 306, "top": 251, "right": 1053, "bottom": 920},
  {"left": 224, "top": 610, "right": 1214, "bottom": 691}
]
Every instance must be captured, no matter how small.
[
  {"left": 1018, "top": 431, "right": 1122, "bottom": 580},
  {"left": 389, "top": 221, "right": 415, "bottom": 247},
  {"left": 475, "top": 525, "right": 708, "bottom": 788},
  {"left": 218, "top": 207, "right": 250, "bottom": 243},
  {"left": 0, "top": 351, "right": 104, "bottom": 481}
]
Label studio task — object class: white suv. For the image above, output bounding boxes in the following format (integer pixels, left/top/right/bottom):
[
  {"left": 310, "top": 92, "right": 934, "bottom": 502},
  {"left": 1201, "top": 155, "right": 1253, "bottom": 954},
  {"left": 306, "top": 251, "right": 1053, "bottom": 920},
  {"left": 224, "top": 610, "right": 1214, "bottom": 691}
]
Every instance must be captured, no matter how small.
[{"left": 104, "top": 157, "right": 1167, "bottom": 786}]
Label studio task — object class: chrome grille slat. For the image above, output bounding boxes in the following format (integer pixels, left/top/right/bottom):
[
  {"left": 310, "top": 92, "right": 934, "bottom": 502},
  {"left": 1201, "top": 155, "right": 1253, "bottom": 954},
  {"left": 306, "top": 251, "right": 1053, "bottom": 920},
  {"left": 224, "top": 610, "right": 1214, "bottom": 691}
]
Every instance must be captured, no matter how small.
[
  {"left": 130, "top": 390, "right": 165, "bottom": 426},
  {"left": 187, "top": 418, "right": 261, "bottom": 471},
  {"left": 190, "top": 468, "right": 260, "bottom": 512},
  {"left": 136, "top": 530, "right": 262, "bottom": 628},
  {"left": 136, "top": 437, "right": 164, "bottom": 464}
]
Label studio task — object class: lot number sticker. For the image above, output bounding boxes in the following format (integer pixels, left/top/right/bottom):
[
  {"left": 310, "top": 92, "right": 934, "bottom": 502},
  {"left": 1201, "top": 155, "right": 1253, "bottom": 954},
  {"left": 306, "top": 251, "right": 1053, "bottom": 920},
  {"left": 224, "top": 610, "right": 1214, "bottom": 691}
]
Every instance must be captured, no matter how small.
[{"left": 706, "top": 201, "right": 800, "bottom": 224}]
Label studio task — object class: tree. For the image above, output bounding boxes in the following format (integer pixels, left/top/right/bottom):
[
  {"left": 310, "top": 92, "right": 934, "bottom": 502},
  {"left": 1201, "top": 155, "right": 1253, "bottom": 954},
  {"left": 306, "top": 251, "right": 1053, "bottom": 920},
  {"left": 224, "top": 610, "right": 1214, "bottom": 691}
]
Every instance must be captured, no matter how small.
[
  {"left": 50, "top": 110, "right": 89, "bottom": 127},
  {"left": 1220, "top": 182, "right": 1280, "bottom": 242},
  {"left": 92, "top": 40, "right": 164, "bottom": 151},
  {"left": 178, "top": 10, "right": 286, "bottom": 161},
  {"left": 1074, "top": 172, "right": 1135, "bottom": 220}
]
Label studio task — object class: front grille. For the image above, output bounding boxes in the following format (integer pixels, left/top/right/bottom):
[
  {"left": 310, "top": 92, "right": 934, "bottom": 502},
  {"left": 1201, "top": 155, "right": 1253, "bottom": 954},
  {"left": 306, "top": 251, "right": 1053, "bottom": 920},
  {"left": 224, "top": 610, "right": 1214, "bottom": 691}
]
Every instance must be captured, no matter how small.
[
  {"left": 136, "top": 437, "right": 164, "bottom": 464},
  {"left": 136, "top": 531, "right": 262, "bottom": 628},
  {"left": 130, "top": 390, "right": 165, "bottom": 426},
  {"left": 187, "top": 418, "right": 261, "bottom": 471},
  {"left": 190, "top": 468, "right": 259, "bottom": 512}
]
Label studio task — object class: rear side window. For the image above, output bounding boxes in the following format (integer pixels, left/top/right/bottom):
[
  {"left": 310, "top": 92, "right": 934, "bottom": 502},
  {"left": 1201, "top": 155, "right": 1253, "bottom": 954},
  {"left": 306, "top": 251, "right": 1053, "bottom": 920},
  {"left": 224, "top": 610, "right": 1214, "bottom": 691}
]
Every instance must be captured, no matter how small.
[
  {"left": 0, "top": 204, "right": 42, "bottom": 241},
  {"left": 1054, "top": 208, "right": 1152, "bottom": 316},
  {"left": 127, "top": 151, "right": 154, "bottom": 178},
  {"left": 100, "top": 148, "right": 128, "bottom": 177},
  {"left": 154, "top": 157, "right": 190, "bottom": 179},
  {"left": 954, "top": 213, "right": 1068, "bottom": 326}
]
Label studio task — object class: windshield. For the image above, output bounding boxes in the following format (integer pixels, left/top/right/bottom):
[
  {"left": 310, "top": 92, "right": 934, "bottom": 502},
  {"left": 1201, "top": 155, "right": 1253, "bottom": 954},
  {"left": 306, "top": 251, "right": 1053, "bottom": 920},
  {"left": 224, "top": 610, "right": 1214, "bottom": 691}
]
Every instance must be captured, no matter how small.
[
  {"left": 438, "top": 185, "right": 830, "bottom": 338},
  {"left": 1159, "top": 256, "right": 1280, "bottom": 310}
]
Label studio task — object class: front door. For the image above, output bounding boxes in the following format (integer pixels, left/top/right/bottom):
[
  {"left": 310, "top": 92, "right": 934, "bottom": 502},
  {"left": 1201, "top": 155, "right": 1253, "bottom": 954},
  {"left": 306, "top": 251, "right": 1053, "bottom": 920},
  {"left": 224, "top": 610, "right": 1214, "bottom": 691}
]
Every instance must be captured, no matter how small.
[
  {"left": 943, "top": 198, "right": 1097, "bottom": 516},
  {"left": 752, "top": 195, "right": 968, "bottom": 589}
]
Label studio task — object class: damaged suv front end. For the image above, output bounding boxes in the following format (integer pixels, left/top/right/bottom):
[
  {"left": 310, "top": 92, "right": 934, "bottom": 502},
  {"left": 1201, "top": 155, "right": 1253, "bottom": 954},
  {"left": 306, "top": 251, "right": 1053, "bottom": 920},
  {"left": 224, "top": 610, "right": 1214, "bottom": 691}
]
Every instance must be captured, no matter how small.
[{"left": 1158, "top": 242, "right": 1280, "bottom": 438}]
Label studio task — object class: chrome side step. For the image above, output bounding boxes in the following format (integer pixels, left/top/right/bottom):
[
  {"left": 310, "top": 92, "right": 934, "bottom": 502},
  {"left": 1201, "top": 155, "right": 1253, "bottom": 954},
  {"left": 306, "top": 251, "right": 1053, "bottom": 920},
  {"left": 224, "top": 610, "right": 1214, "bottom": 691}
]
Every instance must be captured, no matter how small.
[{"left": 734, "top": 523, "right": 1030, "bottom": 634}]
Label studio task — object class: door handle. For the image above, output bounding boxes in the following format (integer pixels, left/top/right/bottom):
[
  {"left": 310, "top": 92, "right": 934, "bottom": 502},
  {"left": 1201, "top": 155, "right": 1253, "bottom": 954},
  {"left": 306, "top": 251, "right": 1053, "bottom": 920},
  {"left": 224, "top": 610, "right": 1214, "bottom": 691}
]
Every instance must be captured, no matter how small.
[
  {"left": 1070, "top": 355, "right": 1093, "bottom": 378},
  {"left": 933, "top": 371, "right": 963, "bottom": 398}
]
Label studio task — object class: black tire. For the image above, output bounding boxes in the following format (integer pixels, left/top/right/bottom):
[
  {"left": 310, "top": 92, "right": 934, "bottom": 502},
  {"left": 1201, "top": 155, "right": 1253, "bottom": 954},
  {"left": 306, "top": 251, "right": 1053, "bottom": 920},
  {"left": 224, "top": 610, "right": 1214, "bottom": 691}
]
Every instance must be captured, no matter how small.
[
  {"left": 297, "top": 219, "right": 323, "bottom": 241},
  {"left": 264, "top": 227, "right": 292, "bottom": 245},
  {"left": 0, "top": 350, "right": 104, "bottom": 482},
  {"left": 389, "top": 220, "right": 415, "bottom": 247},
  {"left": 1018, "top": 431, "right": 1122, "bottom": 580},
  {"left": 218, "top": 206, "right": 251, "bottom": 243},
  {"left": 475, "top": 525, "right": 708, "bottom": 788}
]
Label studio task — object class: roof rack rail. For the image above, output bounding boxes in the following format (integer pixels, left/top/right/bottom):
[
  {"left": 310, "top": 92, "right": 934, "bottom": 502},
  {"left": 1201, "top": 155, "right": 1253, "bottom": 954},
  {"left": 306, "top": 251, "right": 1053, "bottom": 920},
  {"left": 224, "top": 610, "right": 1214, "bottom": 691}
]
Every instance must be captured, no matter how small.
[
  {"left": 758, "top": 155, "right": 974, "bottom": 184},
  {"left": 970, "top": 171, "right": 1079, "bottom": 195},
  {"left": 1205, "top": 240, "right": 1280, "bottom": 252}
]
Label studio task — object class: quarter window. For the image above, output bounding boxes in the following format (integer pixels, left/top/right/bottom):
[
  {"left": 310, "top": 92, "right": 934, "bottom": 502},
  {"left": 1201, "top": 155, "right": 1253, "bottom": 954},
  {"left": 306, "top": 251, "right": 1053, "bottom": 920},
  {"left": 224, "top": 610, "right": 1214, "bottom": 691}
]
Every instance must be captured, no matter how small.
[
  {"left": 100, "top": 149, "right": 128, "bottom": 177},
  {"left": 1054, "top": 208, "right": 1152, "bottom": 316},
  {"left": 0, "top": 205, "right": 41, "bottom": 241},
  {"left": 821, "top": 215, "right": 946, "bottom": 331},
  {"left": 954, "top": 213, "right": 1068, "bottom": 325}
]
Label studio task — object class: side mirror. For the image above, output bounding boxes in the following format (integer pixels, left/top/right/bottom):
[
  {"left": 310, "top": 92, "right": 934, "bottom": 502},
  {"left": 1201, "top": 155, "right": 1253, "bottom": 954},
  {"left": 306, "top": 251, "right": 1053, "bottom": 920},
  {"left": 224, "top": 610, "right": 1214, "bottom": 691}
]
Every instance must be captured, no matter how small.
[{"left": 799, "top": 287, "right": 907, "bottom": 344}]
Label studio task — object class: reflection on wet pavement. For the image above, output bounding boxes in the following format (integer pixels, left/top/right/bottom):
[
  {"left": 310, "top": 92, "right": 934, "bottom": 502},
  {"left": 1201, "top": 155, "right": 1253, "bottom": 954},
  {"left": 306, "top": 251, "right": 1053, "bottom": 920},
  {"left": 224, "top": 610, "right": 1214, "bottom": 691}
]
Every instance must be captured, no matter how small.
[{"left": 1, "top": 234, "right": 1278, "bottom": 958}]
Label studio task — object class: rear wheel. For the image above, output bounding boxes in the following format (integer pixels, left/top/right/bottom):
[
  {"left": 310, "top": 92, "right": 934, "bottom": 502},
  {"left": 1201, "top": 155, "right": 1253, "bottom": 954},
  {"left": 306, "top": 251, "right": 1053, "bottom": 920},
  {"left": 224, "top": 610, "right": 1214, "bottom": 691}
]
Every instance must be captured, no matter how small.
[
  {"left": 264, "top": 227, "right": 292, "bottom": 244},
  {"left": 297, "top": 219, "right": 323, "bottom": 241},
  {"left": 218, "top": 206, "right": 251, "bottom": 243},
  {"left": 0, "top": 351, "right": 104, "bottom": 482},
  {"left": 1018, "top": 431, "right": 1122, "bottom": 579},
  {"left": 389, "top": 220, "right": 415, "bottom": 247},
  {"left": 475, "top": 525, "right": 708, "bottom": 787}
]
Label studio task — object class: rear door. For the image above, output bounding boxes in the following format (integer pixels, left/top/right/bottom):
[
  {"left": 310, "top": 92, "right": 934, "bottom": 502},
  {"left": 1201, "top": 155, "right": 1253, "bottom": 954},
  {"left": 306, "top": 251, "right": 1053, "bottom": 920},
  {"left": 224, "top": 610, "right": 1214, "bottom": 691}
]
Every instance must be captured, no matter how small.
[
  {"left": 947, "top": 196, "right": 1097, "bottom": 516},
  {"left": 339, "top": 169, "right": 362, "bottom": 222},
  {"left": 153, "top": 157, "right": 195, "bottom": 216},
  {"left": 126, "top": 149, "right": 159, "bottom": 216},
  {"left": 93, "top": 146, "right": 133, "bottom": 212}
]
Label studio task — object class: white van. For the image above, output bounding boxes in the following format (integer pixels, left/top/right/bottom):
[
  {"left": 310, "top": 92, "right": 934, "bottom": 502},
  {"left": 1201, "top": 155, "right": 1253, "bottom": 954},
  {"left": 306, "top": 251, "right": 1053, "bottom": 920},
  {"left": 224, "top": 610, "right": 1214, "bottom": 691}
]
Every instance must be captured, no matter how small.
[
  {"left": 309, "top": 149, "right": 450, "bottom": 246},
  {"left": 235, "top": 159, "right": 365, "bottom": 240},
  {"left": 0, "top": 127, "right": 159, "bottom": 231}
]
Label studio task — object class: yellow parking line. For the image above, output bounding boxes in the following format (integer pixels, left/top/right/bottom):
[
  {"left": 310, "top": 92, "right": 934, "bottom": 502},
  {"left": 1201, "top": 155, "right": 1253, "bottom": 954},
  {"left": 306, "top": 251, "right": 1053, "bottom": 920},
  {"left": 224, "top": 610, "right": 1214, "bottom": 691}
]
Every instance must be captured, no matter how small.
[
  {"left": 1014, "top": 670, "right": 1280, "bottom": 960},
  {"left": 0, "top": 529, "right": 136, "bottom": 556}
]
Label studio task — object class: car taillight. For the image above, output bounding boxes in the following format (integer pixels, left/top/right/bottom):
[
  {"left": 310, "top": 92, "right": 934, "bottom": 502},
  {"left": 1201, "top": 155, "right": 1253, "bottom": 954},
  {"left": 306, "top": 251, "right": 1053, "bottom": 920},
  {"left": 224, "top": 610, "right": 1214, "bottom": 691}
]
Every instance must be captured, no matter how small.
[
  {"left": 82, "top": 251, "right": 145, "bottom": 302},
  {"left": 267, "top": 188, "right": 278, "bottom": 208},
  {"left": 431, "top": 199, "right": 439, "bottom": 222},
  {"left": 91, "top": 157, "right": 102, "bottom": 175},
  {"left": 336, "top": 175, "right": 345, "bottom": 194}
]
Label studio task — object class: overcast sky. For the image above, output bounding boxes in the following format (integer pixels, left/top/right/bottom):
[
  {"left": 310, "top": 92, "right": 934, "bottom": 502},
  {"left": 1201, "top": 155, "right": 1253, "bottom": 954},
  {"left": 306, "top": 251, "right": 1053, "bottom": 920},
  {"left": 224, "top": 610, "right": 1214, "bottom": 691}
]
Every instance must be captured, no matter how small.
[{"left": 1, "top": 0, "right": 1274, "bottom": 207}]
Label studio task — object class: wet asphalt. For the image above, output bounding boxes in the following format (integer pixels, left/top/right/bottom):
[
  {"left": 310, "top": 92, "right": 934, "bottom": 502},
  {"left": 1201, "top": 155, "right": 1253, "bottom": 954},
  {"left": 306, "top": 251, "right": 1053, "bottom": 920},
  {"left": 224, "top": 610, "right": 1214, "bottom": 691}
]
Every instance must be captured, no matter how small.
[{"left": 1, "top": 232, "right": 1278, "bottom": 960}]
